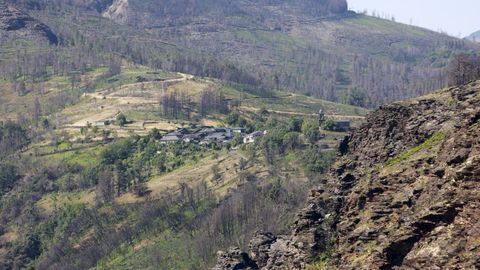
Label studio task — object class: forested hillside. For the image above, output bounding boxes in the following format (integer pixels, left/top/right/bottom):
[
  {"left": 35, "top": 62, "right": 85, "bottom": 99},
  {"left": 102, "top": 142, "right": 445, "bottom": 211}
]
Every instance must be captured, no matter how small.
[
  {"left": 0, "top": 58, "right": 364, "bottom": 268},
  {"left": 1, "top": 1, "right": 480, "bottom": 269},
  {"left": 0, "top": 12, "right": 367, "bottom": 265},
  {"left": 4, "top": 0, "right": 479, "bottom": 107}
]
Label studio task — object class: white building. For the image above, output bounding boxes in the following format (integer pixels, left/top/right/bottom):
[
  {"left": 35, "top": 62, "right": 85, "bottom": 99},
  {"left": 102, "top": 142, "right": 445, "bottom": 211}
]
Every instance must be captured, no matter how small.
[{"left": 243, "top": 131, "right": 267, "bottom": 144}]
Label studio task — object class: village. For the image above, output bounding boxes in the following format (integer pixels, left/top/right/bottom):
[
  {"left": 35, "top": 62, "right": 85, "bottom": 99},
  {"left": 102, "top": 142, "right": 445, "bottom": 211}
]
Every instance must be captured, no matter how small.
[
  {"left": 158, "top": 126, "right": 266, "bottom": 145},
  {"left": 152, "top": 108, "right": 350, "bottom": 146}
]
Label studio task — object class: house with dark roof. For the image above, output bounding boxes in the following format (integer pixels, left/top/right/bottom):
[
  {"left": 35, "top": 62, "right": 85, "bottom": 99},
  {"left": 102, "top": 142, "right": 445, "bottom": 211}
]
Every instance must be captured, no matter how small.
[
  {"left": 334, "top": 120, "right": 351, "bottom": 132},
  {"left": 168, "top": 128, "right": 190, "bottom": 136},
  {"left": 159, "top": 127, "right": 237, "bottom": 144}
]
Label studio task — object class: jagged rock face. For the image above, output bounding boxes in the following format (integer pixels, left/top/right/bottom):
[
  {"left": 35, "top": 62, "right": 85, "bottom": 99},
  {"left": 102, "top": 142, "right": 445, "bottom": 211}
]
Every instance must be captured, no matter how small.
[
  {"left": 214, "top": 81, "right": 480, "bottom": 269},
  {"left": 213, "top": 247, "right": 258, "bottom": 270},
  {"left": 333, "top": 82, "right": 480, "bottom": 269},
  {"left": 0, "top": 1, "right": 57, "bottom": 44},
  {"left": 102, "top": 0, "right": 128, "bottom": 24}
]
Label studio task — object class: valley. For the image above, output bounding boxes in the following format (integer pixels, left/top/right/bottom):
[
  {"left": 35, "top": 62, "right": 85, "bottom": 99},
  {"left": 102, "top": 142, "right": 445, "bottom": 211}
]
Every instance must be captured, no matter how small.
[{"left": 0, "top": 0, "right": 479, "bottom": 269}]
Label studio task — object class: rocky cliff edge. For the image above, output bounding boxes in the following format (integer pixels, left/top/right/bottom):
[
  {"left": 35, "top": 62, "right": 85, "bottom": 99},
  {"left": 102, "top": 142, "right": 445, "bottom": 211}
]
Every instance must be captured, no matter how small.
[{"left": 214, "top": 81, "right": 480, "bottom": 269}]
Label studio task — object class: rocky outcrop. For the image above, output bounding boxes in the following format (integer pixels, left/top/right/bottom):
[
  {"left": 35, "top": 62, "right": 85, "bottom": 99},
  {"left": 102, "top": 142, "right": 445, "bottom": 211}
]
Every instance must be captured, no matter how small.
[
  {"left": 214, "top": 81, "right": 480, "bottom": 269},
  {"left": 213, "top": 247, "right": 258, "bottom": 270},
  {"left": 0, "top": 1, "right": 57, "bottom": 44},
  {"left": 102, "top": 0, "right": 128, "bottom": 24}
]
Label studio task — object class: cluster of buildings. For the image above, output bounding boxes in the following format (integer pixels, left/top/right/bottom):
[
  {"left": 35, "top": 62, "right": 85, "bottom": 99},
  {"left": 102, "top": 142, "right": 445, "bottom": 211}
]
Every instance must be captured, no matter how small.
[{"left": 159, "top": 127, "right": 267, "bottom": 145}]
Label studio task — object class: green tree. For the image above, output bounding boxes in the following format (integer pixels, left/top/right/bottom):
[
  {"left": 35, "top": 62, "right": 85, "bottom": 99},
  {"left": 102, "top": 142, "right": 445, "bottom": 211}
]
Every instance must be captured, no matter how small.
[
  {"left": 232, "top": 133, "right": 244, "bottom": 146},
  {"left": 0, "top": 163, "right": 20, "bottom": 195},
  {"left": 283, "top": 132, "right": 302, "bottom": 150},
  {"left": 225, "top": 112, "right": 240, "bottom": 126},
  {"left": 211, "top": 164, "right": 221, "bottom": 182},
  {"left": 116, "top": 113, "right": 127, "bottom": 127},
  {"left": 302, "top": 149, "right": 336, "bottom": 174},
  {"left": 322, "top": 118, "right": 336, "bottom": 131},
  {"left": 305, "top": 127, "right": 320, "bottom": 144},
  {"left": 345, "top": 87, "right": 368, "bottom": 107},
  {"left": 289, "top": 117, "right": 303, "bottom": 132},
  {"left": 149, "top": 128, "right": 162, "bottom": 140}
]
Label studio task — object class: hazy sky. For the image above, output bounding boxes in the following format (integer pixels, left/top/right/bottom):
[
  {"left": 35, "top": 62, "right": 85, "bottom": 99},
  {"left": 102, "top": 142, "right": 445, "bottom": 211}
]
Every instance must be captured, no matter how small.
[{"left": 348, "top": 0, "right": 480, "bottom": 37}]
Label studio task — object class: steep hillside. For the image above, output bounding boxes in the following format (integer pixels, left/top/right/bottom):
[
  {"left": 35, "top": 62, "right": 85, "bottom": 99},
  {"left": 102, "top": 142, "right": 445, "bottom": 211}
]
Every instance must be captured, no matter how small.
[
  {"left": 215, "top": 81, "right": 480, "bottom": 269},
  {"left": 0, "top": 57, "right": 367, "bottom": 268},
  {"left": 93, "top": 0, "right": 479, "bottom": 106},
  {"left": 0, "top": 1, "right": 57, "bottom": 44},
  {"left": 4, "top": 0, "right": 479, "bottom": 107}
]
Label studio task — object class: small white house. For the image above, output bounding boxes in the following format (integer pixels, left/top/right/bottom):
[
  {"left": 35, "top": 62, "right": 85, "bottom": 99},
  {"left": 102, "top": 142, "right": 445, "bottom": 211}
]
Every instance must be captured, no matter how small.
[
  {"left": 232, "top": 128, "right": 246, "bottom": 134},
  {"left": 243, "top": 131, "right": 267, "bottom": 144},
  {"left": 160, "top": 135, "right": 181, "bottom": 143},
  {"left": 95, "top": 119, "right": 111, "bottom": 126}
]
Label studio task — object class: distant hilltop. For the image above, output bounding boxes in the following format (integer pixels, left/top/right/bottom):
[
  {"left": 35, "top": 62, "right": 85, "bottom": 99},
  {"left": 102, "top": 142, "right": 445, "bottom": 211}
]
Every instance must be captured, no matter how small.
[{"left": 466, "top": 30, "right": 480, "bottom": 42}]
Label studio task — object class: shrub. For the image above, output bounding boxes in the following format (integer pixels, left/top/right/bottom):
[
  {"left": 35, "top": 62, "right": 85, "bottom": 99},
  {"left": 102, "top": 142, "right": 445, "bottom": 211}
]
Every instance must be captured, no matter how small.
[{"left": 116, "top": 113, "right": 127, "bottom": 127}]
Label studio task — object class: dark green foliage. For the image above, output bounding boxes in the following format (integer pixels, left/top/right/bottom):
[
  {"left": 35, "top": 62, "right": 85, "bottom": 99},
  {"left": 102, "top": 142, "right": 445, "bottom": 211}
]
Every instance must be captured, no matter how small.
[
  {"left": 225, "top": 112, "right": 240, "bottom": 126},
  {"left": 283, "top": 132, "right": 302, "bottom": 150},
  {"left": 262, "top": 127, "right": 285, "bottom": 151},
  {"left": 322, "top": 118, "right": 337, "bottom": 131},
  {"left": 232, "top": 133, "right": 244, "bottom": 146},
  {"left": 0, "top": 163, "right": 20, "bottom": 196},
  {"left": 344, "top": 87, "right": 369, "bottom": 107},
  {"left": 116, "top": 113, "right": 127, "bottom": 127},
  {"left": 301, "top": 148, "right": 336, "bottom": 174},
  {"left": 101, "top": 138, "right": 135, "bottom": 164},
  {"left": 149, "top": 128, "right": 162, "bottom": 140},
  {"left": 225, "top": 111, "right": 247, "bottom": 127},
  {"left": 268, "top": 178, "right": 283, "bottom": 200},
  {"left": 0, "top": 112, "right": 340, "bottom": 268},
  {"left": 20, "top": 234, "right": 42, "bottom": 260},
  {"left": 304, "top": 126, "right": 321, "bottom": 144},
  {"left": 289, "top": 117, "right": 303, "bottom": 132},
  {"left": 99, "top": 135, "right": 209, "bottom": 197},
  {"left": 0, "top": 121, "right": 30, "bottom": 159},
  {"left": 302, "top": 120, "right": 321, "bottom": 144},
  {"left": 211, "top": 164, "right": 221, "bottom": 181}
]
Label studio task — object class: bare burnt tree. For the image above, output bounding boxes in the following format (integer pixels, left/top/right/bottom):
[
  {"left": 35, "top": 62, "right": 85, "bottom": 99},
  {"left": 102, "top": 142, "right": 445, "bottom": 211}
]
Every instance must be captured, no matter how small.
[
  {"left": 31, "top": 98, "right": 42, "bottom": 124},
  {"left": 160, "top": 91, "right": 181, "bottom": 118},
  {"left": 447, "top": 53, "right": 480, "bottom": 86},
  {"left": 199, "top": 88, "right": 229, "bottom": 116}
]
